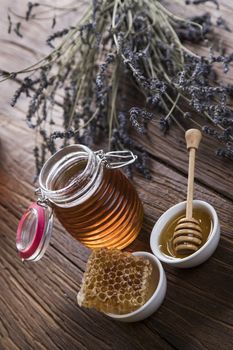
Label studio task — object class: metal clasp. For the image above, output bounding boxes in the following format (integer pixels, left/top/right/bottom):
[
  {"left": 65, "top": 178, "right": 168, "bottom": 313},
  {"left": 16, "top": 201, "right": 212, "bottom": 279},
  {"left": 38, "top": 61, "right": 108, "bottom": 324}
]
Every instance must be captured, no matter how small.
[
  {"left": 35, "top": 188, "right": 51, "bottom": 208},
  {"left": 95, "top": 150, "right": 137, "bottom": 169}
]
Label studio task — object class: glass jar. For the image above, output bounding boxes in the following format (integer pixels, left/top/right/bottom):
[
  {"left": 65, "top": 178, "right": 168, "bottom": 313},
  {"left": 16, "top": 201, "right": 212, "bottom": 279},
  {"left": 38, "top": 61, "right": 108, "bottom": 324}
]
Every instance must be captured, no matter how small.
[{"left": 16, "top": 145, "right": 144, "bottom": 261}]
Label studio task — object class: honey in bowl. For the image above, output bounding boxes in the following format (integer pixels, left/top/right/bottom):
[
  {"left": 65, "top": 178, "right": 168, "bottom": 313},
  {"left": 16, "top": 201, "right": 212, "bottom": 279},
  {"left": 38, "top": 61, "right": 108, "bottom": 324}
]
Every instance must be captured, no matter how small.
[{"left": 159, "top": 207, "right": 213, "bottom": 259}]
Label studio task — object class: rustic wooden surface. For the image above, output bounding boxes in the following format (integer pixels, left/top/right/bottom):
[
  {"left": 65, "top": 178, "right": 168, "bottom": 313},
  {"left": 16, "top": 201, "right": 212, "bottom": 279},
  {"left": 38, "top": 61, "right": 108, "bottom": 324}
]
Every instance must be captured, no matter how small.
[{"left": 0, "top": 1, "right": 233, "bottom": 349}]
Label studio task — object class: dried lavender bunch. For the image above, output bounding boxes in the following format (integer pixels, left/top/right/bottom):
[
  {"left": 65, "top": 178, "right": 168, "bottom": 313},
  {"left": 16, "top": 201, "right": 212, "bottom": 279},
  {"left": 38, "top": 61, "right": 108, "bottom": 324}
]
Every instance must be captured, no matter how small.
[
  {"left": 7, "top": 1, "right": 85, "bottom": 31},
  {"left": 2, "top": 0, "right": 233, "bottom": 177},
  {"left": 185, "top": 0, "right": 219, "bottom": 9}
]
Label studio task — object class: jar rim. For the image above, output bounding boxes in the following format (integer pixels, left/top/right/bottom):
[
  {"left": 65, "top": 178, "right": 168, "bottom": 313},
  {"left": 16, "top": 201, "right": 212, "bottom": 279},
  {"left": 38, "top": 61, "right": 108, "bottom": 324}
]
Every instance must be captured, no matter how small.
[
  {"left": 39, "top": 144, "right": 94, "bottom": 194},
  {"left": 38, "top": 144, "right": 103, "bottom": 207}
]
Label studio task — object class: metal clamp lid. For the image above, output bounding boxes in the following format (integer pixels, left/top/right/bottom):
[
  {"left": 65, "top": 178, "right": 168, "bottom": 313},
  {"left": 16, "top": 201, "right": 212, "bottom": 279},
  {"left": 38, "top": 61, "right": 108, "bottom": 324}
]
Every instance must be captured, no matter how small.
[{"left": 95, "top": 150, "right": 137, "bottom": 169}]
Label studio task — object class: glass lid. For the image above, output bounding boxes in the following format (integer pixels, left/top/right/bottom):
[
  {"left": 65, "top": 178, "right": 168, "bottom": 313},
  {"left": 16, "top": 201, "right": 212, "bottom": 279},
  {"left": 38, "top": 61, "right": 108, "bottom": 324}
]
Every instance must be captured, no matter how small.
[{"left": 16, "top": 202, "right": 53, "bottom": 261}]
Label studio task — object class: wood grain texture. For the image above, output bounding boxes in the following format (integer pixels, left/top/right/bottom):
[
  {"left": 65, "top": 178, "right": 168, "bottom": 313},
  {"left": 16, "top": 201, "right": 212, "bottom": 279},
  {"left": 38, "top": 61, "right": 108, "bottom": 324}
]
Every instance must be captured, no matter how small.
[{"left": 0, "top": 1, "right": 233, "bottom": 350}]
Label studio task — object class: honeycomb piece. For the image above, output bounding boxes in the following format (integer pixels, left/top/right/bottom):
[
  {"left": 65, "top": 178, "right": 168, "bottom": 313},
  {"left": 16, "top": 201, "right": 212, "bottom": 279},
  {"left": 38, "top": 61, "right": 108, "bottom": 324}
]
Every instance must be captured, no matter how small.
[{"left": 77, "top": 248, "right": 153, "bottom": 314}]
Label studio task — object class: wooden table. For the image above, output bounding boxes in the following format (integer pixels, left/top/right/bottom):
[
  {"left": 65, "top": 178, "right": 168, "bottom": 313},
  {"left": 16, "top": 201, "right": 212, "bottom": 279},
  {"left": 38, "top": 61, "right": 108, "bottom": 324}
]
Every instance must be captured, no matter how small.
[{"left": 1, "top": 1, "right": 233, "bottom": 349}]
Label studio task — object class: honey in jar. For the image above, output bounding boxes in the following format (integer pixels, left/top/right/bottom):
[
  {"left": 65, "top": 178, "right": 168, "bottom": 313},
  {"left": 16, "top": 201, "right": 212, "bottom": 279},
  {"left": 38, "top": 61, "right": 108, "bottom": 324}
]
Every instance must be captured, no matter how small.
[{"left": 16, "top": 145, "right": 144, "bottom": 261}]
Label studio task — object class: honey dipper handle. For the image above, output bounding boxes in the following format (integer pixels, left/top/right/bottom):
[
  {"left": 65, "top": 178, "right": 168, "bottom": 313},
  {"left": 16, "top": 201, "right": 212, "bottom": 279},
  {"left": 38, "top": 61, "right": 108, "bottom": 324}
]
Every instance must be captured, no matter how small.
[
  {"left": 185, "top": 129, "right": 202, "bottom": 219},
  {"left": 185, "top": 129, "right": 202, "bottom": 151}
]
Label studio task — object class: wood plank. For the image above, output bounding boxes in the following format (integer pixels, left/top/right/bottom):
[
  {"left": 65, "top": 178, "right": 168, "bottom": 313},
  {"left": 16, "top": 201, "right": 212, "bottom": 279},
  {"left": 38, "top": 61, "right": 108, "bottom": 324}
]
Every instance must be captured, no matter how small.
[
  {"left": 1, "top": 0, "right": 233, "bottom": 200},
  {"left": 137, "top": 0, "right": 233, "bottom": 199},
  {"left": 0, "top": 193, "right": 174, "bottom": 350},
  {"left": 133, "top": 121, "right": 233, "bottom": 201},
  {"left": 0, "top": 111, "right": 173, "bottom": 349},
  {"left": 0, "top": 0, "right": 233, "bottom": 349},
  {"left": 126, "top": 0, "right": 233, "bottom": 200},
  {"left": 1, "top": 108, "right": 233, "bottom": 349}
]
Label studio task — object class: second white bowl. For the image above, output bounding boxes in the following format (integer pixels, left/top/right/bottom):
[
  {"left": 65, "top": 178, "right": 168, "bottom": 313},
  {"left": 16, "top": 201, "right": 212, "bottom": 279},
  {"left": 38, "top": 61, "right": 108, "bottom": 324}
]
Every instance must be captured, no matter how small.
[{"left": 150, "top": 200, "right": 220, "bottom": 268}]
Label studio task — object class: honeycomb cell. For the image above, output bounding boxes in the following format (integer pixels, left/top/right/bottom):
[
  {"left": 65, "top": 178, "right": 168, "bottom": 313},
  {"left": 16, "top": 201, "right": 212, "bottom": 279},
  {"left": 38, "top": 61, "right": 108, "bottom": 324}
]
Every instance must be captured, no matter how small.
[{"left": 77, "top": 248, "right": 153, "bottom": 314}]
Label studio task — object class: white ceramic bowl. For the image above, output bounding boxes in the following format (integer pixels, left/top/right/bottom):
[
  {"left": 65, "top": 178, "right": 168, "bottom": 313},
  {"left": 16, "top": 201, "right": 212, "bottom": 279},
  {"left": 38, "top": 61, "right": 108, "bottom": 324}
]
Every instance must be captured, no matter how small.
[
  {"left": 106, "top": 251, "right": 167, "bottom": 322},
  {"left": 150, "top": 200, "right": 220, "bottom": 268}
]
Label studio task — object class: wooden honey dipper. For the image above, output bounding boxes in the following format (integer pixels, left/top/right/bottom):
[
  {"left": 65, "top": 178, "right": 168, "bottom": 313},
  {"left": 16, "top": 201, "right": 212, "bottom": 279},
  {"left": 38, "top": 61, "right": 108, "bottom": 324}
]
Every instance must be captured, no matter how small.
[{"left": 172, "top": 129, "right": 203, "bottom": 255}]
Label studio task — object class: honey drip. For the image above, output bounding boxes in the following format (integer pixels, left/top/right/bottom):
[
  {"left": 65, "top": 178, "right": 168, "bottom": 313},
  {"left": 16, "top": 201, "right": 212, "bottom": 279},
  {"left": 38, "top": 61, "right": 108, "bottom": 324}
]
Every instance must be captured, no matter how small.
[
  {"left": 53, "top": 163, "right": 144, "bottom": 249},
  {"left": 159, "top": 207, "right": 212, "bottom": 259}
]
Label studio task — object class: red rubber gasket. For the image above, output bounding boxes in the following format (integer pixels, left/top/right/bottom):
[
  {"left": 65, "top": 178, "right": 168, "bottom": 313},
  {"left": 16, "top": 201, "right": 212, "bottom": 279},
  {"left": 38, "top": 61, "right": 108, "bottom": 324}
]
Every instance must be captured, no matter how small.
[{"left": 16, "top": 202, "right": 45, "bottom": 260}]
